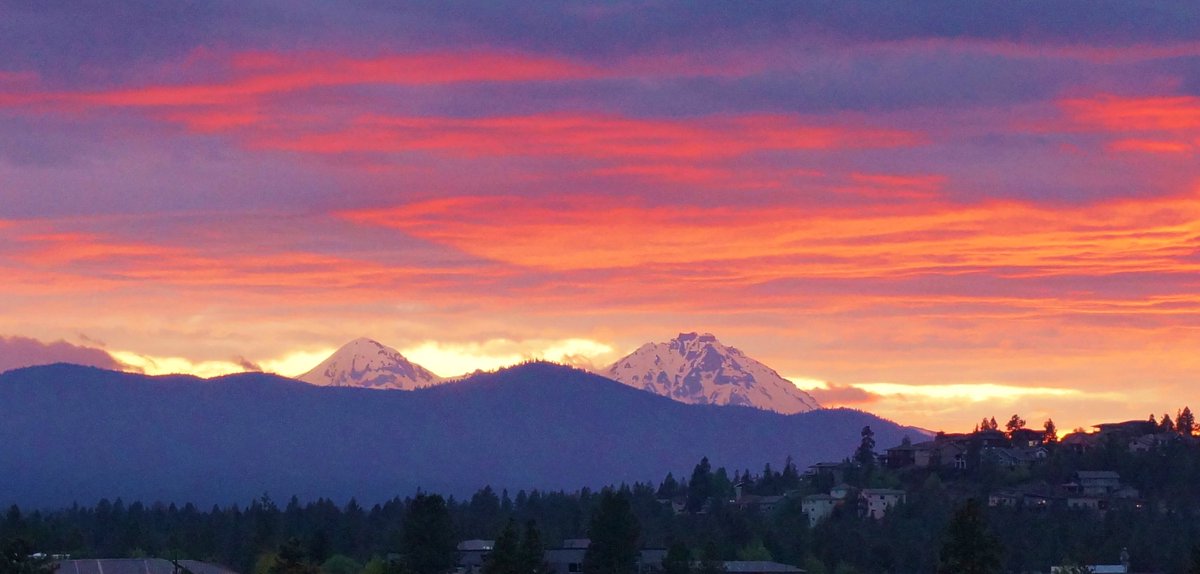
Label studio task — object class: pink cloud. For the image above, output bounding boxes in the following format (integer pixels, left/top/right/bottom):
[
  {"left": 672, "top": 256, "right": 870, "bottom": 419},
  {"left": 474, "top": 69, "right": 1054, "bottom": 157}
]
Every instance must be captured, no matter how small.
[{"left": 0, "top": 335, "right": 123, "bottom": 373}]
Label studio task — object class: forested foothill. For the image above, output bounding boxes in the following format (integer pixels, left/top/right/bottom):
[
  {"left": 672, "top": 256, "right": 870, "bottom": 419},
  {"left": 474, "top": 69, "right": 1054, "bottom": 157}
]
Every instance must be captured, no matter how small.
[{"left": 4, "top": 411, "right": 1200, "bottom": 574}]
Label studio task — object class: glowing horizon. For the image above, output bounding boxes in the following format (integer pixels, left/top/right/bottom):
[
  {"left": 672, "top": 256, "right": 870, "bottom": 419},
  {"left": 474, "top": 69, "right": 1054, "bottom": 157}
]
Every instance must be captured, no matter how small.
[{"left": 3, "top": 4, "right": 1199, "bottom": 436}]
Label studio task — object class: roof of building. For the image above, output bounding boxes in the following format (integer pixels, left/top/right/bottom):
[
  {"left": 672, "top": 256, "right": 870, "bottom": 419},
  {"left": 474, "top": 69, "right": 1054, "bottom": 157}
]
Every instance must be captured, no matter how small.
[
  {"left": 808, "top": 462, "right": 845, "bottom": 469},
  {"left": 458, "top": 540, "right": 495, "bottom": 551},
  {"left": 56, "top": 560, "right": 237, "bottom": 574},
  {"left": 721, "top": 561, "right": 804, "bottom": 573},
  {"left": 803, "top": 494, "right": 835, "bottom": 502},
  {"left": 860, "top": 488, "right": 906, "bottom": 496},
  {"left": 1076, "top": 470, "right": 1120, "bottom": 480}
]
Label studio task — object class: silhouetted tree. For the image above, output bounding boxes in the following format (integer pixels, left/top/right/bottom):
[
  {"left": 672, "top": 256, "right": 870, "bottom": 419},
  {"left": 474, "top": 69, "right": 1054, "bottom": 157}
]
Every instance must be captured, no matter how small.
[
  {"left": 483, "top": 520, "right": 519, "bottom": 574},
  {"left": 657, "top": 474, "right": 680, "bottom": 499},
  {"left": 937, "top": 500, "right": 1001, "bottom": 574},
  {"left": 1043, "top": 419, "right": 1058, "bottom": 444},
  {"left": 0, "top": 538, "right": 58, "bottom": 574},
  {"left": 1160, "top": 413, "right": 1176, "bottom": 432},
  {"left": 1178, "top": 407, "right": 1196, "bottom": 436},
  {"left": 583, "top": 490, "right": 640, "bottom": 574},
  {"left": 854, "top": 426, "right": 876, "bottom": 468},
  {"left": 1188, "top": 545, "right": 1200, "bottom": 574},
  {"left": 269, "top": 538, "right": 319, "bottom": 574},
  {"left": 686, "top": 458, "right": 713, "bottom": 512},
  {"left": 402, "top": 494, "right": 456, "bottom": 574},
  {"left": 662, "top": 543, "right": 691, "bottom": 574},
  {"left": 1005, "top": 415, "right": 1026, "bottom": 434},
  {"left": 517, "top": 521, "right": 547, "bottom": 574},
  {"left": 698, "top": 541, "right": 724, "bottom": 574}
]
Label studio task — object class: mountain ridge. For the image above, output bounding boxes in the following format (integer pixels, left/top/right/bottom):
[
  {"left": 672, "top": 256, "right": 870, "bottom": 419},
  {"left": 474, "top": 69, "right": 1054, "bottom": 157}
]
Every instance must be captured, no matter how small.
[{"left": 0, "top": 362, "right": 925, "bottom": 507}]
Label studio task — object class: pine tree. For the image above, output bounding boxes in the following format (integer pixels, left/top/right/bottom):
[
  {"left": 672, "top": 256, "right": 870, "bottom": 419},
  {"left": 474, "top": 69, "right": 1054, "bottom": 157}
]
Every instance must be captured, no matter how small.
[
  {"left": 686, "top": 458, "right": 713, "bottom": 512},
  {"left": 1178, "top": 407, "right": 1196, "bottom": 436},
  {"left": 937, "top": 499, "right": 1002, "bottom": 574},
  {"left": 1161, "top": 413, "right": 1176, "bottom": 432},
  {"left": 402, "top": 494, "right": 456, "bottom": 574},
  {"left": 483, "top": 520, "right": 519, "bottom": 574},
  {"left": 517, "top": 521, "right": 546, "bottom": 574},
  {"left": 582, "top": 490, "right": 641, "bottom": 574},
  {"left": 657, "top": 473, "right": 680, "bottom": 499},
  {"left": 662, "top": 543, "right": 691, "bottom": 574},
  {"left": 269, "top": 538, "right": 319, "bottom": 574},
  {"left": 698, "top": 541, "right": 724, "bottom": 574},
  {"left": 1005, "top": 414, "right": 1026, "bottom": 434},
  {"left": 0, "top": 538, "right": 58, "bottom": 574},
  {"left": 854, "top": 426, "right": 876, "bottom": 468},
  {"left": 1043, "top": 419, "right": 1058, "bottom": 444}
]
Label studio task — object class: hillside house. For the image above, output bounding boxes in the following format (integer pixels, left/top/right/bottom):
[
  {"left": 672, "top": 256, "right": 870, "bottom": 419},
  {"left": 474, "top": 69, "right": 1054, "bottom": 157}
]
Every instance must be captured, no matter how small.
[
  {"left": 1095, "top": 420, "right": 1158, "bottom": 438},
  {"left": 860, "top": 488, "right": 906, "bottom": 519},
  {"left": 56, "top": 560, "right": 236, "bottom": 574},
  {"left": 801, "top": 494, "right": 838, "bottom": 527},
  {"left": 806, "top": 462, "right": 847, "bottom": 483},
  {"left": 983, "top": 446, "right": 1047, "bottom": 469},
  {"left": 457, "top": 540, "right": 494, "bottom": 574},
  {"left": 542, "top": 540, "right": 667, "bottom": 574},
  {"left": 721, "top": 561, "right": 804, "bottom": 574},
  {"left": 1008, "top": 428, "right": 1044, "bottom": 447},
  {"left": 1073, "top": 471, "right": 1121, "bottom": 495},
  {"left": 988, "top": 490, "right": 1021, "bottom": 507}
]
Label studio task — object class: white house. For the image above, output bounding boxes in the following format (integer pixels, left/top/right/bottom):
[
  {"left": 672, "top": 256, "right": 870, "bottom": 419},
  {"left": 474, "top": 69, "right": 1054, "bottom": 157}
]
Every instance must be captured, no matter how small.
[{"left": 860, "top": 488, "right": 906, "bottom": 519}]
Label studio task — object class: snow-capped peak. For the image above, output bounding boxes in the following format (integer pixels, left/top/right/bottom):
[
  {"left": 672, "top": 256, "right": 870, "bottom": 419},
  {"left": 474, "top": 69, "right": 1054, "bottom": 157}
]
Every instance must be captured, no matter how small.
[
  {"left": 602, "top": 332, "right": 821, "bottom": 414},
  {"left": 297, "top": 338, "right": 442, "bottom": 390}
]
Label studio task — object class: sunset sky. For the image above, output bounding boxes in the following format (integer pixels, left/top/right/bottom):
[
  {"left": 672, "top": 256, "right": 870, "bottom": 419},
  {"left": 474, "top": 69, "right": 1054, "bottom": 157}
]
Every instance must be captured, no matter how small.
[{"left": 2, "top": 3, "right": 1199, "bottom": 434}]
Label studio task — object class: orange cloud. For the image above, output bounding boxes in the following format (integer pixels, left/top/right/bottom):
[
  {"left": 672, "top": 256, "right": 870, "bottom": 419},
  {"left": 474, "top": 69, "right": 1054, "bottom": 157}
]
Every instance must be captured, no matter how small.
[
  {"left": 342, "top": 191, "right": 1200, "bottom": 280},
  {"left": 1063, "top": 94, "right": 1200, "bottom": 132},
  {"left": 1107, "top": 139, "right": 1192, "bottom": 154},
  {"left": 9, "top": 230, "right": 479, "bottom": 296},
  {"left": 4, "top": 52, "right": 596, "bottom": 111},
  {"left": 259, "top": 113, "right": 919, "bottom": 160}
]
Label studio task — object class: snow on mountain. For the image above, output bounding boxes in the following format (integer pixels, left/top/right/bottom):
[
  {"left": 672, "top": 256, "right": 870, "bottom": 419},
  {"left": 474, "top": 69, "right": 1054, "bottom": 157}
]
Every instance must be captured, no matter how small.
[
  {"left": 297, "top": 338, "right": 442, "bottom": 390},
  {"left": 603, "top": 332, "right": 821, "bottom": 414}
]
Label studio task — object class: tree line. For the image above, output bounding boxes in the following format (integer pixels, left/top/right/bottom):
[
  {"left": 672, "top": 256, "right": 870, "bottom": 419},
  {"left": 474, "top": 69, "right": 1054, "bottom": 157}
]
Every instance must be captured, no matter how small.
[{"left": 4, "top": 414, "right": 1200, "bottom": 573}]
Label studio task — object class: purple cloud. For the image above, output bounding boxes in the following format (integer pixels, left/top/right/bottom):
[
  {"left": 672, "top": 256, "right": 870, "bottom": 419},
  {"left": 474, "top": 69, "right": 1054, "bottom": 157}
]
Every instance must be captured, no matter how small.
[{"left": 0, "top": 335, "right": 124, "bottom": 373}]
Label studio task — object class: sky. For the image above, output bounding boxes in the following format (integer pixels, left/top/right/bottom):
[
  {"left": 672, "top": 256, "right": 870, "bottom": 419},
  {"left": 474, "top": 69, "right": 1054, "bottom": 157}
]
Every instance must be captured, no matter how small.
[{"left": 2, "top": 2, "right": 1199, "bottom": 435}]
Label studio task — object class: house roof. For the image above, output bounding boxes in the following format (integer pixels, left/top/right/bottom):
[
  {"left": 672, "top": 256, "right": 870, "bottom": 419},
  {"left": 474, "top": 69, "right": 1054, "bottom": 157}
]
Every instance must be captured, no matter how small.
[
  {"left": 1076, "top": 470, "right": 1120, "bottom": 480},
  {"left": 458, "top": 540, "right": 495, "bottom": 551},
  {"left": 721, "top": 561, "right": 804, "bottom": 573},
  {"left": 860, "top": 488, "right": 906, "bottom": 496},
  {"left": 57, "top": 560, "right": 236, "bottom": 574},
  {"left": 803, "top": 494, "right": 834, "bottom": 502}
]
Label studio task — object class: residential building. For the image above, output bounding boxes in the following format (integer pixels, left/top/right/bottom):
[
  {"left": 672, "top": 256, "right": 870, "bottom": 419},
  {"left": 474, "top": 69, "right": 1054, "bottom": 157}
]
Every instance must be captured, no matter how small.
[
  {"left": 457, "top": 540, "right": 494, "bottom": 574},
  {"left": 1073, "top": 471, "right": 1121, "bottom": 495},
  {"left": 860, "top": 488, "right": 905, "bottom": 519},
  {"left": 801, "top": 494, "right": 837, "bottom": 527},
  {"left": 721, "top": 561, "right": 804, "bottom": 574}
]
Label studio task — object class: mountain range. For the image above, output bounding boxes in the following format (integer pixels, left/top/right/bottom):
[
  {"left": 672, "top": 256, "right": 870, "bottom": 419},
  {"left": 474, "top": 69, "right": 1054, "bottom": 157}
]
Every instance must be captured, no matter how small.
[
  {"left": 0, "top": 362, "right": 924, "bottom": 507},
  {"left": 299, "top": 333, "right": 820, "bottom": 413}
]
